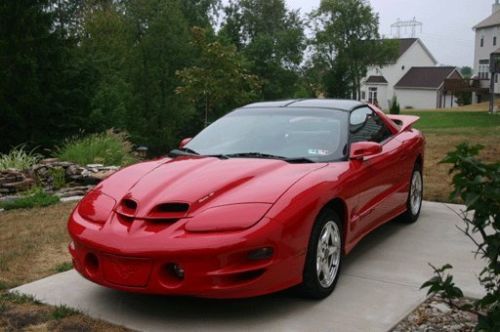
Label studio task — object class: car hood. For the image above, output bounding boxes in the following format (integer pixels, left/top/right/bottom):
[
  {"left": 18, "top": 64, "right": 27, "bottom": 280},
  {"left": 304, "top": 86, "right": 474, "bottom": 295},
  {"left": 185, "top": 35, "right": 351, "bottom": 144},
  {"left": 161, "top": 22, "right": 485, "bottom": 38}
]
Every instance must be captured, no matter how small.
[{"left": 97, "top": 156, "right": 327, "bottom": 218}]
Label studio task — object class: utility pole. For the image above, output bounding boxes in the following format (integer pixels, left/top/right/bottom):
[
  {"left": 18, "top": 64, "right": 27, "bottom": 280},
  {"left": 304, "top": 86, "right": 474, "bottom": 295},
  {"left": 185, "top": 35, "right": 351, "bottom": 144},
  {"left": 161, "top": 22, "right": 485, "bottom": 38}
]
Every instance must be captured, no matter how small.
[{"left": 391, "top": 18, "right": 423, "bottom": 38}]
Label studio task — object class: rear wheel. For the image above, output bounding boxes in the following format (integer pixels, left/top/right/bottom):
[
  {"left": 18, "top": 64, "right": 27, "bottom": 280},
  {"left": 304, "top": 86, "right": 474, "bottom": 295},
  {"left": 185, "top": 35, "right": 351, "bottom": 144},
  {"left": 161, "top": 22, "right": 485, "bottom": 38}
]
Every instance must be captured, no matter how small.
[
  {"left": 399, "top": 165, "right": 423, "bottom": 223},
  {"left": 298, "top": 209, "right": 343, "bottom": 299}
]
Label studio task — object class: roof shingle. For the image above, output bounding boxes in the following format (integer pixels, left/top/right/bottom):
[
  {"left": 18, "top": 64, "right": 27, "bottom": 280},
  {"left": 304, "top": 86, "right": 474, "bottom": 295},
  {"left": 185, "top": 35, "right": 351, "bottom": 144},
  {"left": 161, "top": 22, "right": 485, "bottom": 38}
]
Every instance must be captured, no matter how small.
[
  {"left": 394, "top": 67, "right": 458, "bottom": 89},
  {"left": 365, "top": 75, "right": 388, "bottom": 84}
]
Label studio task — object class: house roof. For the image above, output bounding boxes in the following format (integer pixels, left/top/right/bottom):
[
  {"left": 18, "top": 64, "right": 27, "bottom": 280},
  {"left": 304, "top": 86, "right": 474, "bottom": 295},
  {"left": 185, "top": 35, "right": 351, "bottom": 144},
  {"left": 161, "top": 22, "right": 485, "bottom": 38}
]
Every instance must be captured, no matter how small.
[
  {"left": 389, "top": 38, "right": 438, "bottom": 65},
  {"left": 397, "top": 38, "right": 418, "bottom": 57},
  {"left": 365, "top": 75, "right": 388, "bottom": 84},
  {"left": 474, "top": 10, "right": 500, "bottom": 30},
  {"left": 394, "top": 66, "right": 459, "bottom": 89}
]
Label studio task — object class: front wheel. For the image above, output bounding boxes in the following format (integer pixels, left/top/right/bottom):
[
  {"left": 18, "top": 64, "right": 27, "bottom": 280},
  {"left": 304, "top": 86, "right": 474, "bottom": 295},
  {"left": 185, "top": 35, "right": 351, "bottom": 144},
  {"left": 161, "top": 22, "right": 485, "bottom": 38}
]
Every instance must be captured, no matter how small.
[
  {"left": 298, "top": 209, "right": 343, "bottom": 299},
  {"left": 399, "top": 166, "right": 423, "bottom": 223}
]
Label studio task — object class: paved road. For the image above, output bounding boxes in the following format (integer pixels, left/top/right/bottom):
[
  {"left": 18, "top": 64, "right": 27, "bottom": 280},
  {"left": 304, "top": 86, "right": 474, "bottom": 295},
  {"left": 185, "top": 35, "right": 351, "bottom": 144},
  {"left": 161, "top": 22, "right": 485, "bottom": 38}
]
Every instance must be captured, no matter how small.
[{"left": 13, "top": 201, "right": 484, "bottom": 332}]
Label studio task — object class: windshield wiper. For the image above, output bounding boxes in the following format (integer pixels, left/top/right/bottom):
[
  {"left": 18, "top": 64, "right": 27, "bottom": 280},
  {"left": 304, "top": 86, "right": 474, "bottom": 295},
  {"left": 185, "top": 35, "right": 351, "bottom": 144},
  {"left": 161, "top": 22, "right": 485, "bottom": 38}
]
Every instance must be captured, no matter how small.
[
  {"left": 169, "top": 147, "right": 199, "bottom": 156},
  {"left": 222, "top": 152, "right": 315, "bottom": 164}
]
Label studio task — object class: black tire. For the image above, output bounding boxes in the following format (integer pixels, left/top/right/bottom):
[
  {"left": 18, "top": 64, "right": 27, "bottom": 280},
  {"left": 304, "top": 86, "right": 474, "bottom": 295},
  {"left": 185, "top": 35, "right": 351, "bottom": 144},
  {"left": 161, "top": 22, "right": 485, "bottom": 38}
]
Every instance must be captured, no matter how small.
[
  {"left": 297, "top": 208, "right": 343, "bottom": 299},
  {"left": 398, "top": 165, "right": 423, "bottom": 223}
]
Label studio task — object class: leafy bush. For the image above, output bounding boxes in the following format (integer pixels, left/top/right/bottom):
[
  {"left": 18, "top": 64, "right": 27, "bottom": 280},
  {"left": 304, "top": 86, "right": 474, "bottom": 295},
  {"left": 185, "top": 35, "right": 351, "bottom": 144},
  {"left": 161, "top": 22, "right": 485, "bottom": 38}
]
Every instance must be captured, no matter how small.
[
  {"left": 0, "top": 188, "right": 59, "bottom": 210},
  {"left": 0, "top": 145, "right": 41, "bottom": 170},
  {"left": 421, "top": 143, "right": 500, "bottom": 331},
  {"left": 389, "top": 96, "right": 400, "bottom": 115},
  {"left": 56, "top": 130, "right": 136, "bottom": 166}
]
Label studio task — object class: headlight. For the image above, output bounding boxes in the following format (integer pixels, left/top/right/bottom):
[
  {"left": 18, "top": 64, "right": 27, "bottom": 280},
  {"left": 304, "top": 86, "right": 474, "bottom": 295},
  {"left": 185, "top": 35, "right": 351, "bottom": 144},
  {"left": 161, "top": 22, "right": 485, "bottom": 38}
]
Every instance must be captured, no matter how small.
[
  {"left": 77, "top": 190, "right": 116, "bottom": 224},
  {"left": 184, "top": 203, "right": 271, "bottom": 233}
]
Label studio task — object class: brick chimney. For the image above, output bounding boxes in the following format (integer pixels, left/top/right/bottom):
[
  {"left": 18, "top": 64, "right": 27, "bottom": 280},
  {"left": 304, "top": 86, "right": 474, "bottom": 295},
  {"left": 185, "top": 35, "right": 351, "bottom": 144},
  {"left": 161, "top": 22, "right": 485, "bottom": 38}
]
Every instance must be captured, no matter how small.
[{"left": 494, "top": 0, "right": 500, "bottom": 13}]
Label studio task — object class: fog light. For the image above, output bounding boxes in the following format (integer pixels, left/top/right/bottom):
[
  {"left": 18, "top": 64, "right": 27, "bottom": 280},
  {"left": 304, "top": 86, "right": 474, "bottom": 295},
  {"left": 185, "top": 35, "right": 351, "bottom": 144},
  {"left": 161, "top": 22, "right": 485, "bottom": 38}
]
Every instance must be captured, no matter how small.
[
  {"left": 172, "top": 263, "right": 185, "bottom": 279},
  {"left": 248, "top": 247, "right": 274, "bottom": 260}
]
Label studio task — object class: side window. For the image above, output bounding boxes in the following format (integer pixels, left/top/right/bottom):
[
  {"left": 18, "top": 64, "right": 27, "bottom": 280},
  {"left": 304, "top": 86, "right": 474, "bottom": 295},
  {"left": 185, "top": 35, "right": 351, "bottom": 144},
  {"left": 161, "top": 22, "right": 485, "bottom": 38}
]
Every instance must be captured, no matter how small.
[{"left": 350, "top": 107, "right": 392, "bottom": 144}]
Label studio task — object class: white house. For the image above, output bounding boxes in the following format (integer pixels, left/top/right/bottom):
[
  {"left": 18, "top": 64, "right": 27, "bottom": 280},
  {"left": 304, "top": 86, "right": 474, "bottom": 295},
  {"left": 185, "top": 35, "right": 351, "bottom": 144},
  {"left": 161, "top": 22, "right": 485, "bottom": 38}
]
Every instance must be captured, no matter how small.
[
  {"left": 394, "top": 66, "right": 462, "bottom": 109},
  {"left": 361, "top": 38, "right": 461, "bottom": 109},
  {"left": 472, "top": 0, "right": 500, "bottom": 103}
]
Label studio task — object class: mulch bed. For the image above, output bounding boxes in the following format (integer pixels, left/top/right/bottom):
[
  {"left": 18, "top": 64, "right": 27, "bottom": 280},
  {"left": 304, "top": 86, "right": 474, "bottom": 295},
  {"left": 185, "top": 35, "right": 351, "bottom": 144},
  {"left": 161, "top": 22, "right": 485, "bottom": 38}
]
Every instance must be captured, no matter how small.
[{"left": 391, "top": 295, "right": 477, "bottom": 332}]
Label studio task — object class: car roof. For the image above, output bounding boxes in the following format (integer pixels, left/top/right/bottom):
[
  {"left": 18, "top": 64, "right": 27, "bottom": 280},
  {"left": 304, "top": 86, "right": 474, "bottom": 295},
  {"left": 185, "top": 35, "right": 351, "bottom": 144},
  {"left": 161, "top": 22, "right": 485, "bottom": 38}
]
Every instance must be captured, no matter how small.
[{"left": 242, "top": 99, "right": 366, "bottom": 112}]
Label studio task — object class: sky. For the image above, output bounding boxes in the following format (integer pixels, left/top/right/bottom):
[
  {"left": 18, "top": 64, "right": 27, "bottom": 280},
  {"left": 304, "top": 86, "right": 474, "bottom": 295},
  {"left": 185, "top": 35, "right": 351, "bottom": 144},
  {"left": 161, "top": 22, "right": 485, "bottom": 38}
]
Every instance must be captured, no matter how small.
[{"left": 284, "top": 0, "right": 494, "bottom": 67}]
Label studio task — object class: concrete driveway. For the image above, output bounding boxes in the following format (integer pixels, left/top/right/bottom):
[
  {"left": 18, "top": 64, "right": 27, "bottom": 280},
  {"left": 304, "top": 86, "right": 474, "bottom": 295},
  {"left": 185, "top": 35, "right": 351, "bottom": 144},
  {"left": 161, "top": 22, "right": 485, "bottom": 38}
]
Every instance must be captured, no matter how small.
[{"left": 13, "top": 201, "right": 484, "bottom": 332}]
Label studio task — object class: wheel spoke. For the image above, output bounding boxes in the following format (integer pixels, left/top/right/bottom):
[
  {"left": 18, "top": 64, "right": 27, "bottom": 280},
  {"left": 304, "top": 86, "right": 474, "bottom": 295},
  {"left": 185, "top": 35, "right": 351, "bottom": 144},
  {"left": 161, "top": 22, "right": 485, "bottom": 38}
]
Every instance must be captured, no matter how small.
[{"left": 315, "top": 220, "right": 342, "bottom": 288}]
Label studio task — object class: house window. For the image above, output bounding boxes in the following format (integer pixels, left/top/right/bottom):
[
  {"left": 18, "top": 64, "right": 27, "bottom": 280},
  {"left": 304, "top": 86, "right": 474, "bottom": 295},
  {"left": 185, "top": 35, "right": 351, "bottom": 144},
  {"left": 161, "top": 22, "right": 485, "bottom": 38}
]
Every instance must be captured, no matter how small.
[
  {"left": 368, "top": 87, "right": 378, "bottom": 104},
  {"left": 479, "top": 59, "right": 490, "bottom": 79},
  {"left": 496, "top": 74, "right": 498, "bottom": 84},
  {"left": 361, "top": 91, "right": 366, "bottom": 100},
  {"left": 494, "top": 36, "right": 497, "bottom": 46},
  {"left": 481, "top": 37, "right": 484, "bottom": 47}
]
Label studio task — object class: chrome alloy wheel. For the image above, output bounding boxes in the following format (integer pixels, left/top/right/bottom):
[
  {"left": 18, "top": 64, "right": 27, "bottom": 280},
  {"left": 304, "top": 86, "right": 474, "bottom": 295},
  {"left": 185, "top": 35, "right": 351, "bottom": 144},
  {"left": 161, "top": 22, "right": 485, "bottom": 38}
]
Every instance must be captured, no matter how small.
[
  {"left": 410, "top": 170, "right": 423, "bottom": 215},
  {"left": 316, "top": 221, "right": 341, "bottom": 288}
]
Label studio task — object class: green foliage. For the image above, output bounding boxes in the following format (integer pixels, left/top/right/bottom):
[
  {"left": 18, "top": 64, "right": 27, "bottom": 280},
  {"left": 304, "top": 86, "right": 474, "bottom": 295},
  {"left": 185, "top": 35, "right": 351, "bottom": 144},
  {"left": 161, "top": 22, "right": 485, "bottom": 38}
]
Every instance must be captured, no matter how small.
[
  {"left": 0, "top": 146, "right": 41, "bottom": 171},
  {"left": 0, "top": 189, "right": 59, "bottom": 211},
  {"left": 220, "top": 0, "right": 306, "bottom": 100},
  {"left": 309, "top": 0, "right": 399, "bottom": 98},
  {"left": 55, "top": 262, "right": 73, "bottom": 273},
  {"left": 461, "top": 66, "right": 473, "bottom": 78},
  {"left": 51, "top": 305, "right": 79, "bottom": 320},
  {"left": 421, "top": 143, "right": 500, "bottom": 331},
  {"left": 49, "top": 168, "right": 66, "bottom": 190},
  {"left": 176, "top": 27, "right": 261, "bottom": 126},
  {"left": 0, "top": 1, "right": 93, "bottom": 153},
  {"left": 56, "top": 130, "right": 136, "bottom": 166},
  {"left": 389, "top": 96, "right": 400, "bottom": 115}
]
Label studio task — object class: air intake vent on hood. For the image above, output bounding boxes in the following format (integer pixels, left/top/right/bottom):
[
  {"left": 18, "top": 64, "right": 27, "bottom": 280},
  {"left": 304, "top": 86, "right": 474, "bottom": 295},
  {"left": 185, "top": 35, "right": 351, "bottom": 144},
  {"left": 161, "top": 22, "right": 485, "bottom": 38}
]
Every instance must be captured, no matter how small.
[
  {"left": 116, "top": 198, "right": 138, "bottom": 218},
  {"left": 147, "top": 202, "right": 190, "bottom": 220}
]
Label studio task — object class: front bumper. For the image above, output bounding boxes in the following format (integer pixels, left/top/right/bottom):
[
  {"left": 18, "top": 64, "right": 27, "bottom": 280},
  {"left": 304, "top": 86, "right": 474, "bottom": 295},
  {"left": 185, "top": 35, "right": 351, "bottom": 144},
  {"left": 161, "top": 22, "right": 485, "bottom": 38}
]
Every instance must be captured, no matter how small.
[{"left": 68, "top": 211, "right": 304, "bottom": 299}]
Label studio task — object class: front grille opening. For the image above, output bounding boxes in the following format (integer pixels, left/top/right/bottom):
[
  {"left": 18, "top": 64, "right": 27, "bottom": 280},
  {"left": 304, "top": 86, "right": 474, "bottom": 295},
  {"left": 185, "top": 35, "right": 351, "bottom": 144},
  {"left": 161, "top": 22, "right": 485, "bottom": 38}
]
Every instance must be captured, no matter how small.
[
  {"left": 117, "top": 213, "right": 134, "bottom": 223},
  {"left": 155, "top": 203, "right": 189, "bottom": 213}
]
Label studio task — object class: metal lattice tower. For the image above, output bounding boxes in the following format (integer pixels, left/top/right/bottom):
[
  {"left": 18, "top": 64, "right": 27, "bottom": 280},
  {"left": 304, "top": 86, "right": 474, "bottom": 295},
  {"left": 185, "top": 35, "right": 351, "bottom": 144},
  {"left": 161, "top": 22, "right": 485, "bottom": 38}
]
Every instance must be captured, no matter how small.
[{"left": 391, "top": 17, "right": 423, "bottom": 38}]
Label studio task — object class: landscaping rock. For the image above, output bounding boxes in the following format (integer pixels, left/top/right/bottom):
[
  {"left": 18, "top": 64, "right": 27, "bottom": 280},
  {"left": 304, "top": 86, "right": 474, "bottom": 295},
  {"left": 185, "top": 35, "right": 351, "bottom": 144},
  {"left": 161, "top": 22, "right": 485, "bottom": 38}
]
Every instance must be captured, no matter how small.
[
  {"left": 0, "top": 159, "right": 121, "bottom": 198},
  {"left": 0, "top": 170, "right": 34, "bottom": 194},
  {"left": 60, "top": 196, "right": 84, "bottom": 203},
  {"left": 391, "top": 295, "right": 477, "bottom": 332}
]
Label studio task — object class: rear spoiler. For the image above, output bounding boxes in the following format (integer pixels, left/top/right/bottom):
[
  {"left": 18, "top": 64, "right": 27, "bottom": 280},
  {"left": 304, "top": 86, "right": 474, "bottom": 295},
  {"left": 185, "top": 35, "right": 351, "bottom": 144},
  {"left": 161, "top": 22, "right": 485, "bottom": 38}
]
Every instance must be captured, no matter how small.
[{"left": 386, "top": 114, "right": 420, "bottom": 132}]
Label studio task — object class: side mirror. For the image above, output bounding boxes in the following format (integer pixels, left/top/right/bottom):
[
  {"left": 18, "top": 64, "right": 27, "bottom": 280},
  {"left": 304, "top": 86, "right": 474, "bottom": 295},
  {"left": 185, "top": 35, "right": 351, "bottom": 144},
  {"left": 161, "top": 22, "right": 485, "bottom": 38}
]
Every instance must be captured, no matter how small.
[
  {"left": 349, "top": 142, "right": 382, "bottom": 160},
  {"left": 179, "top": 137, "right": 192, "bottom": 149}
]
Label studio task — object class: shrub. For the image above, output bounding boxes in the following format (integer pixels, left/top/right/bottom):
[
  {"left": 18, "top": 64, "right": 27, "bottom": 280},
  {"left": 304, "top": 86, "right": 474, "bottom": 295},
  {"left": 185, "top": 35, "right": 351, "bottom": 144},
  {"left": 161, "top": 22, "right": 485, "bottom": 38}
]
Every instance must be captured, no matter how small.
[
  {"left": 421, "top": 143, "right": 500, "bottom": 331},
  {"left": 389, "top": 96, "right": 400, "bottom": 115},
  {"left": 56, "top": 130, "right": 136, "bottom": 166},
  {"left": 0, "top": 145, "right": 41, "bottom": 171},
  {"left": 49, "top": 168, "right": 66, "bottom": 190},
  {"left": 0, "top": 188, "right": 59, "bottom": 210}
]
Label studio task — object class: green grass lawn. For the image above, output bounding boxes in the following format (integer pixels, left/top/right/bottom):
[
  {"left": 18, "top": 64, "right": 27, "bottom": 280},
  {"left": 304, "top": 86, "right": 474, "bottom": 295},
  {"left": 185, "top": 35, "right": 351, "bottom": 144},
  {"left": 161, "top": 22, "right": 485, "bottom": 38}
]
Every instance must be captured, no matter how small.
[
  {"left": 402, "top": 110, "right": 500, "bottom": 136},
  {"left": 402, "top": 110, "right": 500, "bottom": 137}
]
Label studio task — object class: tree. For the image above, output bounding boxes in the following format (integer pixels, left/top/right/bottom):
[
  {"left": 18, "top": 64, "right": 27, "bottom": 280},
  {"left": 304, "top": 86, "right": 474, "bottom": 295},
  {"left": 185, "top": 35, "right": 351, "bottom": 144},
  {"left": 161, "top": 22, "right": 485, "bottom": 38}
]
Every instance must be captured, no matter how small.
[
  {"left": 0, "top": 0, "right": 91, "bottom": 152},
  {"left": 421, "top": 144, "right": 500, "bottom": 331},
  {"left": 309, "top": 0, "right": 398, "bottom": 99},
  {"left": 460, "top": 66, "right": 473, "bottom": 79},
  {"left": 219, "top": 0, "right": 306, "bottom": 100},
  {"left": 123, "top": 0, "right": 196, "bottom": 154},
  {"left": 176, "top": 27, "right": 261, "bottom": 127}
]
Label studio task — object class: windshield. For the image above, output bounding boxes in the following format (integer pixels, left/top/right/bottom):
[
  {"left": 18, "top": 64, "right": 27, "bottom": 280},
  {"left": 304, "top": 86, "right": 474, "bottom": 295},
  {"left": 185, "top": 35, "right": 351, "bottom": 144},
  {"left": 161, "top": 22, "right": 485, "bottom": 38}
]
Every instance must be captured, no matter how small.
[{"left": 185, "top": 108, "right": 349, "bottom": 162}]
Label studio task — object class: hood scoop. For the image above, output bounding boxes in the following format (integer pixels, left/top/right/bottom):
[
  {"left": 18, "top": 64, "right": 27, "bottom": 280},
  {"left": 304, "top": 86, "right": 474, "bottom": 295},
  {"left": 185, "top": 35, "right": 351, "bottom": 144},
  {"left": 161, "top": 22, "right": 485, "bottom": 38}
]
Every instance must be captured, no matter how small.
[
  {"left": 147, "top": 202, "right": 190, "bottom": 220},
  {"left": 115, "top": 198, "right": 189, "bottom": 224},
  {"left": 115, "top": 198, "right": 137, "bottom": 219}
]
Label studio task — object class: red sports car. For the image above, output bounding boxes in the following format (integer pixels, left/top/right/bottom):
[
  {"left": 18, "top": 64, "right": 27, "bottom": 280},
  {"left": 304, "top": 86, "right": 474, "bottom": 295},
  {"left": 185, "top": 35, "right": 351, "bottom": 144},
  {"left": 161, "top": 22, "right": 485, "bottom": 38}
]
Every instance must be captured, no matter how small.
[{"left": 68, "top": 99, "right": 424, "bottom": 299}]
